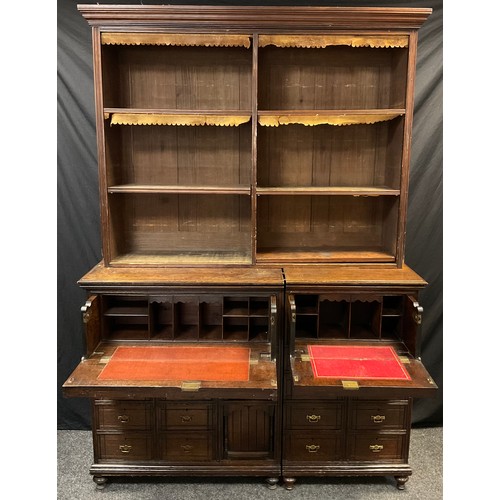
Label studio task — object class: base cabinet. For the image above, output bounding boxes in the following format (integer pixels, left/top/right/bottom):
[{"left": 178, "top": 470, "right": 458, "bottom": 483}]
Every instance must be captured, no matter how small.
[
  {"left": 91, "top": 399, "right": 280, "bottom": 487},
  {"left": 282, "top": 398, "right": 412, "bottom": 489}
]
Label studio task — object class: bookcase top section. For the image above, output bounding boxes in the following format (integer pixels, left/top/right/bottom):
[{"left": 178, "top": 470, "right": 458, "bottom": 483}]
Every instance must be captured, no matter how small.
[
  {"left": 283, "top": 264, "right": 426, "bottom": 288},
  {"left": 78, "top": 261, "right": 284, "bottom": 288},
  {"left": 77, "top": 5, "right": 432, "bottom": 30}
]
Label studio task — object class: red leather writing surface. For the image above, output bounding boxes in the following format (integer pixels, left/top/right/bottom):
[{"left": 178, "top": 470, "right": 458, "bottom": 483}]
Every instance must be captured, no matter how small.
[
  {"left": 308, "top": 345, "right": 410, "bottom": 380},
  {"left": 98, "top": 346, "right": 250, "bottom": 382}
]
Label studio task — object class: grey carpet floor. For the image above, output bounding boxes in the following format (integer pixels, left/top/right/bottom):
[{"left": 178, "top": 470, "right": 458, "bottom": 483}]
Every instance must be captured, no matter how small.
[{"left": 57, "top": 427, "right": 442, "bottom": 500}]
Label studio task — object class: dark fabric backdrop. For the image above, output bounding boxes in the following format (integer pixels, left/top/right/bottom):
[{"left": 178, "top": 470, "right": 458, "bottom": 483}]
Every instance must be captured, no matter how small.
[{"left": 57, "top": 0, "right": 443, "bottom": 429}]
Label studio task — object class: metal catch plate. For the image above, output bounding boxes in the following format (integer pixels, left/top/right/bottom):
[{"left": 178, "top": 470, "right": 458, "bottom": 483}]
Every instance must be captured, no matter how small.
[
  {"left": 181, "top": 381, "right": 201, "bottom": 392},
  {"left": 342, "top": 380, "right": 359, "bottom": 390}
]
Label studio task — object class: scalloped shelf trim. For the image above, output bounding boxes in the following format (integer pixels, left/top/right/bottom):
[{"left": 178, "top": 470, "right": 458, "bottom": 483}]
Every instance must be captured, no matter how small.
[
  {"left": 258, "top": 113, "right": 404, "bottom": 127},
  {"left": 109, "top": 113, "right": 252, "bottom": 127},
  {"left": 101, "top": 33, "right": 252, "bottom": 48},
  {"left": 259, "top": 35, "right": 408, "bottom": 49}
]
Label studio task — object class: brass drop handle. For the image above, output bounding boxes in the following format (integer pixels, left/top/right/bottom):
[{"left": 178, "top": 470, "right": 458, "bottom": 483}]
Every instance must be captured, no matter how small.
[
  {"left": 306, "top": 414, "right": 321, "bottom": 423},
  {"left": 181, "top": 445, "right": 193, "bottom": 453},
  {"left": 369, "top": 444, "right": 384, "bottom": 453},
  {"left": 181, "top": 415, "right": 192, "bottom": 423},
  {"left": 371, "top": 415, "right": 386, "bottom": 423},
  {"left": 117, "top": 415, "right": 130, "bottom": 423},
  {"left": 119, "top": 444, "right": 132, "bottom": 454},
  {"left": 305, "top": 444, "right": 320, "bottom": 453}
]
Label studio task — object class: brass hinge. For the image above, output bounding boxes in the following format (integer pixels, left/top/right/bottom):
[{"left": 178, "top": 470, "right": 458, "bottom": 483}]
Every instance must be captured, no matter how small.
[
  {"left": 300, "top": 354, "right": 311, "bottom": 362},
  {"left": 399, "top": 356, "right": 410, "bottom": 364}
]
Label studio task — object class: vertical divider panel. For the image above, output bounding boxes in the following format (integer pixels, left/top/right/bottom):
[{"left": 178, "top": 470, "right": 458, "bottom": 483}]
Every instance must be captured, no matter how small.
[
  {"left": 251, "top": 34, "right": 259, "bottom": 263},
  {"left": 94, "top": 28, "right": 112, "bottom": 265},
  {"left": 147, "top": 302, "right": 153, "bottom": 340},
  {"left": 347, "top": 300, "right": 352, "bottom": 339},
  {"left": 397, "top": 31, "right": 418, "bottom": 267}
]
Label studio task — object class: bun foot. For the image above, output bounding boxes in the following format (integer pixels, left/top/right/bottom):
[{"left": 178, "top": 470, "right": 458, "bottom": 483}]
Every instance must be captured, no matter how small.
[
  {"left": 93, "top": 476, "right": 108, "bottom": 490},
  {"left": 283, "top": 477, "right": 296, "bottom": 490},
  {"left": 395, "top": 475, "right": 409, "bottom": 490},
  {"left": 266, "top": 477, "right": 279, "bottom": 489}
]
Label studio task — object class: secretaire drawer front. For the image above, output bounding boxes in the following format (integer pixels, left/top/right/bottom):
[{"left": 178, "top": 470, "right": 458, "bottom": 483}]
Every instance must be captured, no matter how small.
[
  {"left": 160, "top": 432, "right": 213, "bottom": 461},
  {"left": 285, "top": 431, "right": 343, "bottom": 461},
  {"left": 349, "top": 434, "right": 406, "bottom": 462},
  {"left": 287, "top": 403, "right": 343, "bottom": 429},
  {"left": 159, "top": 403, "right": 213, "bottom": 429},
  {"left": 96, "top": 433, "right": 153, "bottom": 461},
  {"left": 95, "top": 400, "right": 153, "bottom": 430},
  {"left": 351, "top": 401, "right": 409, "bottom": 430}
]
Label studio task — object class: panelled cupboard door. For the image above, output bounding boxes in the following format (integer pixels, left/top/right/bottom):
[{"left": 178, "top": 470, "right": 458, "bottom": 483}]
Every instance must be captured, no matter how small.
[{"left": 223, "top": 403, "right": 275, "bottom": 459}]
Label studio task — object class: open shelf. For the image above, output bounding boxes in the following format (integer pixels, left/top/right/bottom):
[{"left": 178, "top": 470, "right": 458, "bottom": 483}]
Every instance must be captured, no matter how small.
[
  {"left": 257, "top": 118, "right": 404, "bottom": 191},
  {"left": 105, "top": 118, "right": 251, "bottom": 189},
  {"left": 292, "top": 293, "right": 411, "bottom": 342},
  {"left": 108, "top": 193, "right": 252, "bottom": 266},
  {"left": 102, "top": 294, "right": 272, "bottom": 343},
  {"left": 258, "top": 45, "right": 408, "bottom": 110},
  {"left": 101, "top": 45, "right": 252, "bottom": 110},
  {"left": 256, "top": 195, "right": 399, "bottom": 263}
]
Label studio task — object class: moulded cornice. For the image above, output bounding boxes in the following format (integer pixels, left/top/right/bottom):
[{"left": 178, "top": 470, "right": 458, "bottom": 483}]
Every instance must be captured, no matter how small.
[{"left": 76, "top": 5, "right": 432, "bottom": 31}]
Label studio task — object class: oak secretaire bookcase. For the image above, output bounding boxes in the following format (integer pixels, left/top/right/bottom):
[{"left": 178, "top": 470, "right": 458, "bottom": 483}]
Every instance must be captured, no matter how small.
[{"left": 63, "top": 4, "right": 437, "bottom": 492}]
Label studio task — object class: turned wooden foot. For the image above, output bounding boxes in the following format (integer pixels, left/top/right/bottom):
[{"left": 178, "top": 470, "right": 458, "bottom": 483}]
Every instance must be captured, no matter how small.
[
  {"left": 395, "top": 475, "right": 409, "bottom": 490},
  {"left": 282, "top": 477, "right": 296, "bottom": 490},
  {"left": 93, "top": 476, "right": 108, "bottom": 490},
  {"left": 265, "top": 477, "right": 279, "bottom": 489}
]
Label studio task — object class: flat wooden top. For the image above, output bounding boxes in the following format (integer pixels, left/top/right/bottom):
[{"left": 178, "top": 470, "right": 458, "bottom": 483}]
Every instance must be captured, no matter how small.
[
  {"left": 78, "top": 261, "right": 284, "bottom": 288},
  {"left": 283, "top": 264, "right": 427, "bottom": 287}
]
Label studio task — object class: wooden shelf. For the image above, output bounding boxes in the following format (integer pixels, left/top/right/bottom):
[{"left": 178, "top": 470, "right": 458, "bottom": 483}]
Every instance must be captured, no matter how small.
[
  {"left": 256, "top": 187, "right": 400, "bottom": 196},
  {"left": 258, "top": 110, "right": 405, "bottom": 127},
  {"left": 101, "top": 33, "right": 252, "bottom": 48},
  {"left": 104, "top": 109, "right": 252, "bottom": 127},
  {"left": 110, "top": 253, "right": 252, "bottom": 267},
  {"left": 104, "top": 306, "right": 149, "bottom": 317},
  {"left": 108, "top": 185, "right": 251, "bottom": 195},
  {"left": 257, "top": 249, "right": 395, "bottom": 264}
]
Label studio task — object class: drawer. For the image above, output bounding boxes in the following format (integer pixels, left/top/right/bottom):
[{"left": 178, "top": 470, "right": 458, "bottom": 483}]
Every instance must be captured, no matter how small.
[
  {"left": 348, "top": 433, "right": 407, "bottom": 461},
  {"left": 284, "top": 431, "right": 343, "bottom": 461},
  {"left": 160, "top": 431, "right": 214, "bottom": 461},
  {"left": 94, "top": 400, "right": 153, "bottom": 430},
  {"left": 350, "top": 401, "right": 409, "bottom": 430},
  {"left": 286, "top": 403, "right": 343, "bottom": 429},
  {"left": 158, "top": 403, "right": 213, "bottom": 429},
  {"left": 96, "top": 433, "right": 153, "bottom": 461}
]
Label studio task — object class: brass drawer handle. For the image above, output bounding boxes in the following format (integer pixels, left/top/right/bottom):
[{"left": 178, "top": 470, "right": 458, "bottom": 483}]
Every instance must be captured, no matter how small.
[
  {"left": 371, "top": 415, "right": 386, "bottom": 423},
  {"left": 305, "top": 444, "right": 320, "bottom": 453},
  {"left": 117, "top": 415, "right": 130, "bottom": 423},
  {"left": 369, "top": 444, "right": 384, "bottom": 453},
  {"left": 181, "top": 445, "right": 193, "bottom": 453},
  {"left": 306, "top": 414, "right": 321, "bottom": 423},
  {"left": 119, "top": 444, "right": 132, "bottom": 454},
  {"left": 180, "top": 415, "right": 192, "bottom": 423}
]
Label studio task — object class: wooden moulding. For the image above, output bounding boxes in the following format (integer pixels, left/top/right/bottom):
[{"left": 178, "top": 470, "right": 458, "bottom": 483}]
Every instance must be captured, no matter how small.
[
  {"left": 101, "top": 33, "right": 252, "bottom": 48},
  {"left": 259, "top": 34, "right": 409, "bottom": 49},
  {"left": 258, "top": 112, "right": 404, "bottom": 127},
  {"left": 109, "top": 113, "right": 251, "bottom": 127}
]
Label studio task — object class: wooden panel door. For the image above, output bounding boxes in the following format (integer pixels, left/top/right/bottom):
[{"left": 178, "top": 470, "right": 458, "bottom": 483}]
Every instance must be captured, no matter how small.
[{"left": 223, "top": 402, "right": 275, "bottom": 459}]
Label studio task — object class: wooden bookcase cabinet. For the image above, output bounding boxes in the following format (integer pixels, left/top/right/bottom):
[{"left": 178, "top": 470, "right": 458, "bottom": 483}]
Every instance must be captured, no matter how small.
[
  {"left": 79, "top": 4, "right": 432, "bottom": 268},
  {"left": 64, "top": 266, "right": 284, "bottom": 488},
  {"left": 281, "top": 267, "right": 437, "bottom": 490},
  {"left": 63, "top": 4, "right": 436, "bottom": 492}
]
